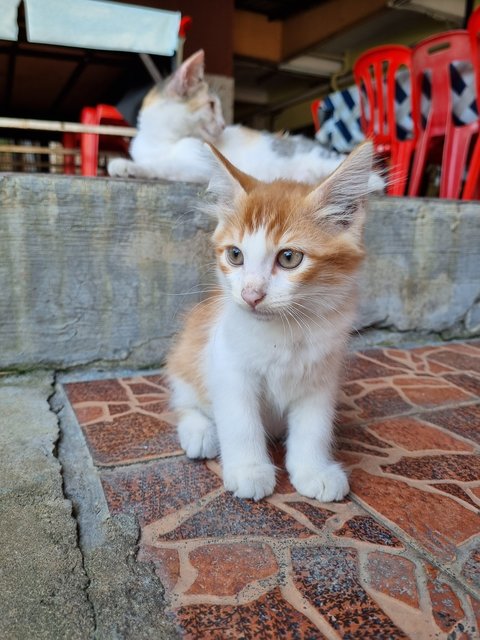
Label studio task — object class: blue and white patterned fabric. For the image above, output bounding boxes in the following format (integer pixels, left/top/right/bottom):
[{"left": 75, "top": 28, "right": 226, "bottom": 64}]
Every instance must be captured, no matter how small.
[
  {"left": 314, "top": 87, "right": 364, "bottom": 153},
  {"left": 316, "top": 64, "right": 478, "bottom": 152}
]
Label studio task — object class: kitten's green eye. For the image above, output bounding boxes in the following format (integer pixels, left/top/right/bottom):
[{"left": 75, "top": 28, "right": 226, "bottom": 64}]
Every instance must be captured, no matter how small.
[
  {"left": 226, "top": 246, "right": 244, "bottom": 266},
  {"left": 277, "top": 249, "right": 304, "bottom": 269}
]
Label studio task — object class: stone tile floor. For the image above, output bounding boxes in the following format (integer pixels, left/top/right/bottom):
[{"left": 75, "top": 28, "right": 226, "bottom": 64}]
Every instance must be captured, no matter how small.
[{"left": 64, "top": 341, "right": 480, "bottom": 639}]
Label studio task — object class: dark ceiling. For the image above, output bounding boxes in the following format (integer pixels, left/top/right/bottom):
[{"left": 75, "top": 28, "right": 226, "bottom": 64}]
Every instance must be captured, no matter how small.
[{"left": 235, "top": 0, "right": 328, "bottom": 21}]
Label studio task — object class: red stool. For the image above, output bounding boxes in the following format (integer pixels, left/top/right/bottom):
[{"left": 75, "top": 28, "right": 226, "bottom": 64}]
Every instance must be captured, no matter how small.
[
  {"left": 354, "top": 45, "right": 415, "bottom": 196},
  {"left": 80, "top": 105, "right": 130, "bottom": 176},
  {"left": 408, "top": 30, "right": 478, "bottom": 199},
  {"left": 62, "top": 105, "right": 129, "bottom": 176},
  {"left": 463, "top": 8, "right": 480, "bottom": 199}
]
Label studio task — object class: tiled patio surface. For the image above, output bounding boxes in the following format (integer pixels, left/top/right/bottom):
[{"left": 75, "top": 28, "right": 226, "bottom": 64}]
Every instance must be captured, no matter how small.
[{"left": 64, "top": 341, "right": 480, "bottom": 639}]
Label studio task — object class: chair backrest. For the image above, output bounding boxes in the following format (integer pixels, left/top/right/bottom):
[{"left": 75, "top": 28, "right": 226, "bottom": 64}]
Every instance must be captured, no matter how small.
[
  {"left": 353, "top": 44, "right": 412, "bottom": 145},
  {"left": 468, "top": 7, "right": 480, "bottom": 97},
  {"left": 411, "top": 30, "right": 473, "bottom": 137}
]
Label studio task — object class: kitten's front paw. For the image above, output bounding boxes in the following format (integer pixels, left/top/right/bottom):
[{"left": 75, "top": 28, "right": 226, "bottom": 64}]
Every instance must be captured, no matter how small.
[
  {"left": 290, "top": 463, "right": 349, "bottom": 502},
  {"left": 178, "top": 413, "right": 219, "bottom": 459},
  {"left": 223, "top": 463, "right": 276, "bottom": 501}
]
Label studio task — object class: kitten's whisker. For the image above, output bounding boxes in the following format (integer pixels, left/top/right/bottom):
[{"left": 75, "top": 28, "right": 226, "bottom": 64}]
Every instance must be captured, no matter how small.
[{"left": 290, "top": 303, "right": 337, "bottom": 332}]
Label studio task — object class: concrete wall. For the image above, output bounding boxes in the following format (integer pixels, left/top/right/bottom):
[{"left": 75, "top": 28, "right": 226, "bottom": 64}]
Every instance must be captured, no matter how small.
[{"left": 1, "top": 173, "right": 479, "bottom": 370}]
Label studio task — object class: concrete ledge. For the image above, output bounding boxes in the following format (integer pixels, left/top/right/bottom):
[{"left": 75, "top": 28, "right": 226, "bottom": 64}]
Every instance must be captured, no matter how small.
[{"left": 1, "top": 173, "right": 479, "bottom": 370}]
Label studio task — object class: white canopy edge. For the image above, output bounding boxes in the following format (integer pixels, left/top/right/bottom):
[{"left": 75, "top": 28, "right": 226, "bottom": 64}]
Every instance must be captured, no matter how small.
[
  {"left": 24, "top": 0, "right": 181, "bottom": 56},
  {"left": 0, "top": 0, "right": 21, "bottom": 41}
]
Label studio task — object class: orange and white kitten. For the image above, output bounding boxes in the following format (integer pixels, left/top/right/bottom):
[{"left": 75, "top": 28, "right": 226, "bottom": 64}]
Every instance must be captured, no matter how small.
[{"left": 166, "top": 141, "right": 374, "bottom": 502}]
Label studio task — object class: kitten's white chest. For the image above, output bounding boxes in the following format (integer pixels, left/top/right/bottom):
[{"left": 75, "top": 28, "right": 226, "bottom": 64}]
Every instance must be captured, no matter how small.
[{"left": 214, "top": 309, "right": 332, "bottom": 408}]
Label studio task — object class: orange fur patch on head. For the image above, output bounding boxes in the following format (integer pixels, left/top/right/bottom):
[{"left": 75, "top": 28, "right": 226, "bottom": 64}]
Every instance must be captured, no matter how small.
[
  {"left": 142, "top": 85, "right": 161, "bottom": 109},
  {"left": 212, "top": 178, "right": 365, "bottom": 287},
  {"left": 186, "top": 83, "right": 211, "bottom": 111}
]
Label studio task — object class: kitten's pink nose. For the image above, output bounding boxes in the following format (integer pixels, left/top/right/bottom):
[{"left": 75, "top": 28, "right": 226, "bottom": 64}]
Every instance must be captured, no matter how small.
[{"left": 241, "top": 287, "right": 266, "bottom": 309}]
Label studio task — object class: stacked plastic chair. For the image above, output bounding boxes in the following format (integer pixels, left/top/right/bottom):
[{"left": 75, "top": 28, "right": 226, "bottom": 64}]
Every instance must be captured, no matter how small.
[
  {"left": 463, "top": 7, "right": 480, "bottom": 199},
  {"left": 353, "top": 45, "right": 415, "bottom": 196},
  {"left": 407, "top": 30, "right": 478, "bottom": 199}
]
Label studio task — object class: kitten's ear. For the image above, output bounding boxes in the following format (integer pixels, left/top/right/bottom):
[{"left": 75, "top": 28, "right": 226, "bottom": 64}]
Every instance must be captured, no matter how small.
[
  {"left": 206, "top": 143, "right": 258, "bottom": 204},
  {"left": 165, "top": 49, "right": 205, "bottom": 97},
  {"left": 306, "top": 142, "right": 374, "bottom": 233}
]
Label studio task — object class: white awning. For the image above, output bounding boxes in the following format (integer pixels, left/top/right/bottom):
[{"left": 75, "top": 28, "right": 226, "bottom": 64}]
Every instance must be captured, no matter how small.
[
  {"left": 24, "top": 0, "right": 181, "bottom": 56},
  {"left": 0, "top": 0, "right": 21, "bottom": 41}
]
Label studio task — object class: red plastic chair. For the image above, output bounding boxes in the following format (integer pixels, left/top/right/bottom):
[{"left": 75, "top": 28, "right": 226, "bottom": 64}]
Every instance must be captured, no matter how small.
[
  {"left": 408, "top": 30, "right": 478, "bottom": 199},
  {"left": 353, "top": 45, "right": 415, "bottom": 196},
  {"left": 463, "top": 9, "right": 480, "bottom": 199},
  {"left": 63, "top": 105, "right": 129, "bottom": 176},
  {"left": 79, "top": 105, "right": 130, "bottom": 176},
  {"left": 310, "top": 98, "right": 321, "bottom": 131}
]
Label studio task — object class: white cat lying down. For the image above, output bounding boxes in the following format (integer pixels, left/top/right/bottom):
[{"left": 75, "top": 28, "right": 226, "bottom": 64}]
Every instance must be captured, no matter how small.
[{"left": 108, "top": 50, "right": 383, "bottom": 190}]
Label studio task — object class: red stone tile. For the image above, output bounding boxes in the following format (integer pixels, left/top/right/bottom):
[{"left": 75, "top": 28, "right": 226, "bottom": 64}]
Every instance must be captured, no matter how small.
[
  {"left": 343, "top": 354, "right": 406, "bottom": 382},
  {"left": 127, "top": 381, "right": 167, "bottom": 395},
  {"left": 336, "top": 423, "right": 392, "bottom": 449},
  {"left": 292, "top": 546, "right": 408, "bottom": 638},
  {"left": 444, "top": 373, "right": 480, "bottom": 398},
  {"left": 138, "top": 545, "right": 180, "bottom": 592},
  {"left": 361, "top": 349, "right": 414, "bottom": 371},
  {"left": 350, "top": 469, "right": 480, "bottom": 562},
  {"left": 426, "top": 349, "right": 480, "bottom": 374},
  {"left": 334, "top": 515, "right": 403, "bottom": 547},
  {"left": 427, "top": 360, "right": 458, "bottom": 375},
  {"left": 269, "top": 443, "right": 295, "bottom": 494},
  {"left": 421, "top": 404, "right": 480, "bottom": 445},
  {"left": 100, "top": 458, "right": 222, "bottom": 526},
  {"left": 136, "top": 395, "right": 167, "bottom": 404},
  {"left": 353, "top": 386, "right": 412, "bottom": 420},
  {"left": 288, "top": 502, "right": 335, "bottom": 530},
  {"left": 369, "top": 417, "right": 474, "bottom": 452},
  {"left": 174, "top": 587, "right": 324, "bottom": 639},
  {"left": 451, "top": 342, "right": 480, "bottom": 355},
  {"left": 138, "top": 401, "right": 172, "bottom": 417},
  {"left": 382, "top": 454, "right": 480, "bottom": 482},
  {"left": 160, "top": 493, "right": 314, "bottom": 541},
  {"left": 338, "top": 441, "right": 390, "bottom": 458},
  {"left": 340, "top": 381, "right": 365, "bottom": 397},
  {"left": 392, "top": 376, "right": 473, "bottom": 408},
  {"left": 187, "top": 542, "right": 278, "bottom": 596},
  {"left": 274, "top": 471, "right": 296, "bottom": 494},
  {"left": 366, "top": 552, "right": 419, "bottom": 608},
  {"left": 108, "top": 403, "right": 131, "bottom": 416},
  {"left": 64, "top": 379, "right": 129, "bottom": 404},
  {"left": 432, "top": 483, "right": 479, "bottom": 508},
  {"left": 335, "top": 451, "right": 362, "bottom": 466},
  {"left": 426, "top": 568, "right": 466, "bottom": 633},
  {"left": 82, "top": 412, "right": 181, "bottom": 465},
  {"left": 74, "top": 405, "right": 105, "bottom": 424}
]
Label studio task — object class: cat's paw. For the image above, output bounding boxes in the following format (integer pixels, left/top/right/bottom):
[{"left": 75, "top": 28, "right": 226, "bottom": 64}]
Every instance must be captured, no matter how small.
[
  {"left": 177, "top": 412, "right": 219, "bottom": 459},
  {"left": 107, "top": 158, "right": 144, "bottom": 178},
  {"left": 223, "top": 463, "right": 276, "bottom": 501},
  {"left": 289, "top": 463, "right": 349, "bottom": 502}
]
